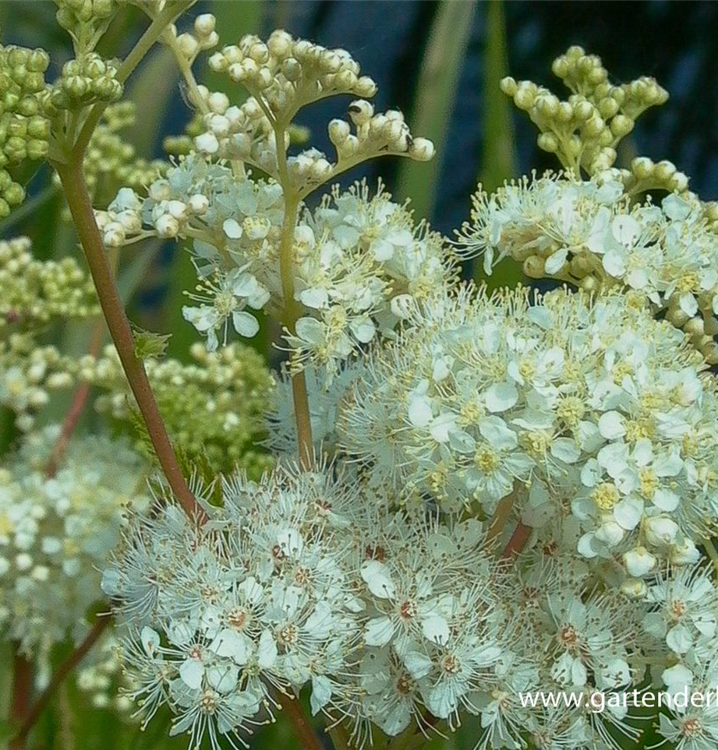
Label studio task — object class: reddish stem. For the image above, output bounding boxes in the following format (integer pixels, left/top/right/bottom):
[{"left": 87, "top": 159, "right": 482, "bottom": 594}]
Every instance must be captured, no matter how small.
[
  {"left": 276, "top": 691, "right": 325, "bottom": 750},
  {"left": 12, "top": 615, "right": 112, "bottom": 748},
  {"left": 53, "top": 158, "right": 204, "bottom": 523},
  {"left": 46, "top": 322, "right": 105, "bottom": 478},
  {"left": 9, "top": 651, "right": 33, "bottom": 750},
  {"left": 501, "top": 520, "right": 532, "bottom": 558}
]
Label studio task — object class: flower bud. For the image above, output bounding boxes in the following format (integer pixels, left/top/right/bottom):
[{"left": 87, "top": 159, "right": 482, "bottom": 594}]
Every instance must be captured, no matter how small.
[
  {"left": 644, "top": 516, "right": 679, "bottom": 547},
  {"left": 623, "top": 547, "right": 656, "bottom": 577}
]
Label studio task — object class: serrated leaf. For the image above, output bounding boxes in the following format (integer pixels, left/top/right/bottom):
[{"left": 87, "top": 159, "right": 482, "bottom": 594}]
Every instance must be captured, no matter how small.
[{"left": 132, "top": 325, "right": 171, "bottom": 360}]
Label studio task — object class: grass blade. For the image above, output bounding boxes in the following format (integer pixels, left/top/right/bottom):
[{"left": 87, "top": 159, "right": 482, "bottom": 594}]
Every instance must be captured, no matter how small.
[
  {"left": 395, "top": 0, "right": 478, "bottom": 222},
  {"left": 477, "top": 0, "right": 521, "bottom": 288}
]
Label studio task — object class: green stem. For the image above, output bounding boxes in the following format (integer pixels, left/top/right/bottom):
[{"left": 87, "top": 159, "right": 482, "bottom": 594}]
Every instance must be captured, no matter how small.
[
  {"left": 73, "top": 0, "right": 194, "bottom": 158},
  {"left": 52, "top": 156, "right": 204, "bottom": 522},
  {"left": 162, "top": 31, "right": 210, "bottom": 116},
  {"left": 274, "top": 124, "right": 315, "bottom": 469}
]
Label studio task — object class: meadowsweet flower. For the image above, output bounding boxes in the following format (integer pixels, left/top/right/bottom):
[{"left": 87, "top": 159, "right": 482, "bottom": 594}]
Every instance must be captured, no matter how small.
[
  {"left": 102, "top": 165, "right": 452, "bottom": 371},
  {"left": 337, "top": 286, "right": 718, "bottom": 574},
  {"left": 0, "top": 426, "right": 148, "bottom": 658},
  {"left": 456, "top": 173, "right": 718, "bottom": 363}
]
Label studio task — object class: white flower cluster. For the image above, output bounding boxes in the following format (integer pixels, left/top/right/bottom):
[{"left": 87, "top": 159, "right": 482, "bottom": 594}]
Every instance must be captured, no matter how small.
[
  {"left": 456, "top": 173, "right": 718, "bottom": 363},
  {"left": 0, "top": 336, "right": 74, "bottom": 431},
  {"left": 338, "top": 287, "right": 718, "bottom": 576},
  {"left": 107, "top": 460, "right": 718, "bottom": 750},
  {"left": 0, "top": 426, "right": 148, "bottom": 657},
  {"left": 85, "top": 33, "right": 718, "bottom": 750},
  {"left": 104, "top": 466, "right": 522, "bottom": 748},
  {"left": 642, "top": 566, "right": 718, "bottom": 749},
  {"left": 194, "top": 31, "right": 433, "bottom": 193},
  {"left": 100, "top": 160, "right": 451, "bottom": 371}
]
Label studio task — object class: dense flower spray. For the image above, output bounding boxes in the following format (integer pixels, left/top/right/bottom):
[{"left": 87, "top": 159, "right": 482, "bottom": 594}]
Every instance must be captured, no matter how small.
[{"left": 4, "top": 6, "right": 718, "bottom": 750}]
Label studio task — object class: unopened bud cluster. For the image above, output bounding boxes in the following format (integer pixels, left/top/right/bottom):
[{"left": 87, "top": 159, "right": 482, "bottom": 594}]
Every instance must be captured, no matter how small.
[
  {"left": 55, "top": 0, "right": 117, "bottom": 54},
  {"left": 78, "top": 341, "right": 274, "bottom": 477},
  {"left": 166, "top": 12, "right": 219, "bottom": 63},
  {"left": 46, "top": 52, "right": 123, "bottom": 111},
  {"left": 457, "top": 49, "right": 718, "bottom": 363},
  {"left": 0, "top": 236, "right": 98, "bottom": 333},
  {"left": 192, "top": 30, "right": 432, "bottom": 193},
  {"left": 0, "top": 36, "right": 51, "bottom": 213},
  {"left": 501, "top": 45, "right": 668, "bottom": 175}
]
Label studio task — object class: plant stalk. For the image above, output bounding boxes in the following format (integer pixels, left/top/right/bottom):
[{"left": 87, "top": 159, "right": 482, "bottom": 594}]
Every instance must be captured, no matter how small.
[
  {"left": 276, "top": 692, "right": 325, "bottom": 750},
  {"left": 9, "top": 651, "right": 33, "bottom": 750},
  {"left": 276, "top": 184, "right": 314, "bottom": 469},
  {"left": 501, "top": 520, "right": 531, "bottom": 558},
  {"left": 73, "top": 0, "right": 194, "bottom": 158},
  {"left": 12, "top": 616, "right": 112, "bottom": 749},
  {"left": 53, "top": 157, "right": 204, "bottom": 521}
]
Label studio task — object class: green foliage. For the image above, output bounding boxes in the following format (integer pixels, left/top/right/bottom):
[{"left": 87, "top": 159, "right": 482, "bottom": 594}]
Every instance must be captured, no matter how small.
[
  {"left": 131, "top": 323, "right": 171, "bottom": 360},
  {"left": 395, "top": 0, "right": 477, "bottom": 220}
]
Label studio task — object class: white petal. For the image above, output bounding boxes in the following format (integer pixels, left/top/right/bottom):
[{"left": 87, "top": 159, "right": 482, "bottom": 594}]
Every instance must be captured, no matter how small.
[
  {"left": 408, "top": 394, "right": 433, "bottom": 428},
  {"left": 612, "top": 215, "right": 641, "bottom": 245},
  {"left": 209, "top": 629, "right": 250, "bottom": 664},
  {"left": 179, "top": 658, "right": 204, "bottom": 690},
  {"left": 361, "top": 560, "right": 396, "bottom": 599},
  {"left": 550, "top": 438, "right": 580, "bottom": 464},
  {"left": 223, "top": 219, "right": 243, "bottom": 239},
  {"left": 403, "top": 650, "right": 432, "bottom": 680},
  {"left": 232, "top": 310, "right": 259, "bottom": 337},
  {"left": 365, "top": 616, "right": 394, "bottom": 646},
  {"left": 485, "top": 382, "right": 519, "bottom": 413},
  {"left": 598, "top": 411, "right": 626, "bottom": 440},
  {"left": 310, "top": 675, "right": 333, "bottom": 715},
  {"left": 614, "top": 497, "right": 643, "bottom": 530},
  {"left": 140, "top": 627, "right": 160, "bottom": 656},
  {"left": 421, "top": 614, "right": 449, "bottom": 645},
  {"left": 258, "top": 629, "right": 278, "bottom": 669},
  {"left": 206, "top": 664, "right": 239, "bottom": 693}
]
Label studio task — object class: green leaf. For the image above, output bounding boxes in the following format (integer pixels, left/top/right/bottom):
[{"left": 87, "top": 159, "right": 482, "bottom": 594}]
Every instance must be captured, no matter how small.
[
  {"left": 0, "top": 718, "right": 19, "bottom": 743},
  {"left": 395, "top": 0, "right": 478, "bottom": 221},
  {"left": 132, "top": 324, "right": 171, "bottom": 360},
  {"left": 479, "top": 0, "right": 516, "bottom": 194}
]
